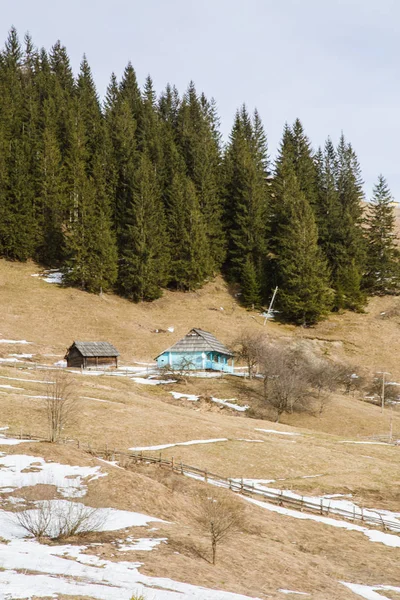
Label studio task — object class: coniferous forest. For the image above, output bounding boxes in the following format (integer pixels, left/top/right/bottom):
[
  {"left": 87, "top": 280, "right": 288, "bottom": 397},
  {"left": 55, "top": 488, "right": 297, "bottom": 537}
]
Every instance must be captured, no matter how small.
[{"left": 1, "top": 28, "right": 399, "bottom": 324}]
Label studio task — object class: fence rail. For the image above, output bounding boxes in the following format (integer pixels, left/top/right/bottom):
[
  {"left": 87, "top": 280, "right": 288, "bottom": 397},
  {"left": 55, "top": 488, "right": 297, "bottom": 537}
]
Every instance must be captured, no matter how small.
[
  {"left": 88, "top": 445, "right": 400, "bottom": 534},
  {"left": 1, "top": 431, "right": 399, "bottom": 534}
]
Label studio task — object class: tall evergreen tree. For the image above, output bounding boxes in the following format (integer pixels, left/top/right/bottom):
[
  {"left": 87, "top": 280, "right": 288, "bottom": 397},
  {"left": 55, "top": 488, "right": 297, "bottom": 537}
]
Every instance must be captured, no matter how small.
[
  {"left": 177, "top": 82, "right": 225, "bottom": 270},
  {"left": 274, "top": 164, "right": 333, "bottom": 324},
  {"left": 364, "top": 175, "right": 399, "bottom": 294},
  {"left": 333, "top": 134, "right": 366, "bottom": 310},
  {"left": 167, "top": 172, "right": 211, "bottom": 290},
  {"left": 223, "top": 107, "right": 269, "bottom": 301},
  {"left": 119, "top": 154, "right": 169, "bottom": 301}
]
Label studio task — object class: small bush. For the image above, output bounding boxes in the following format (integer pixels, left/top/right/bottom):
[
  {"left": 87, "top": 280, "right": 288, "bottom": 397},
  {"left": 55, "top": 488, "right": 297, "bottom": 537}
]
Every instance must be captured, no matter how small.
[{"left": 15, "top": 501, "right": 106, "bottom": 540}]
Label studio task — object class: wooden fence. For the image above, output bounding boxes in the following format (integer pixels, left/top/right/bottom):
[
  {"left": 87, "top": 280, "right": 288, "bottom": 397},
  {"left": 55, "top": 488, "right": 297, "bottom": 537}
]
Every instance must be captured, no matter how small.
[
  {"left": 88, "top": 445, "right": 400, "bottom": 534},
  {"left": 2, "top": 431, "right": 399, "bottom": 534}
]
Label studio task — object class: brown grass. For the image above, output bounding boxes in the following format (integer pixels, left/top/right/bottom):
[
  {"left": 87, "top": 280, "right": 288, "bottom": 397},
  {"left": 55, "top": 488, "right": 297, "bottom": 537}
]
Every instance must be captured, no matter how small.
[{"left": 0, "top": 259, "right": 400, "bottom": 598}]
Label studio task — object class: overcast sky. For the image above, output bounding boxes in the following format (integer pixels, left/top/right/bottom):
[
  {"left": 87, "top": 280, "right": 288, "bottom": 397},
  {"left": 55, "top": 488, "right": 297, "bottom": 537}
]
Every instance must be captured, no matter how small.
[{"left": 2, "top": 0, "right": 399, "bottom": 200}]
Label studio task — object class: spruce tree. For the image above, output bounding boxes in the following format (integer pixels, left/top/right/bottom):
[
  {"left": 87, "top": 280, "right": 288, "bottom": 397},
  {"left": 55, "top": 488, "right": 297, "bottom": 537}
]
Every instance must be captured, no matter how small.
[
  {"left": 176, "top": 83, "right": 225, "bottom": 270},
  {"left": 333, "top": 134, "right": 366, "bottom": 310},
  {"left": 167, "top": 172, "right": 211, "bottom": 290},
  {"left": 223, "top": 107, "right": 269, "bottom": 298},
  {"left": 364, "top": 175, "right": 399, "bottom": 294},
  {"left": 119, "top": 154, "right": 169, "bottom": 301},
  {"left": 274, "top": 165, "right": 333, "bottom": 324}
]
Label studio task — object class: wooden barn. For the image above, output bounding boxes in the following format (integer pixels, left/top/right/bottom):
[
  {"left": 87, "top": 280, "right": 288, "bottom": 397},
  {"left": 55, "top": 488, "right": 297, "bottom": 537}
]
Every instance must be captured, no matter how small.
[{"left": 65, "top": 341, "right": 119, "bottom": 369}]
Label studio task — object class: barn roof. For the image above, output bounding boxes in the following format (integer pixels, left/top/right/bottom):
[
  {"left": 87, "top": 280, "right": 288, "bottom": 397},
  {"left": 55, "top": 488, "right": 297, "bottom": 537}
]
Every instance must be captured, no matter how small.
[
  {"left": 69, "top": 341, "right": 119, "bottom": 357},
  {"left": 156, "top": 328, "right": 233, "bottom": 358}
]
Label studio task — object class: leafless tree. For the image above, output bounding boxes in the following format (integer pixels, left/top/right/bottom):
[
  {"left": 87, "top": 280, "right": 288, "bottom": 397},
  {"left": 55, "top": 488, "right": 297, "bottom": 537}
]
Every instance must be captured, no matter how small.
[
  {"left": 233, "top": 330, "right": 266, "bottom": 379},
  {"left": 44, "top": 371, "right": 77, "bottom": 442},
  {"left": 258, "top": 344, "right": 312, "bottom": 421},
  {"left": 195, "top": 490, "right": 244, "bottom": 565},
  {"left": 15, "top": 501, "right": 106, "bottom": 540}
]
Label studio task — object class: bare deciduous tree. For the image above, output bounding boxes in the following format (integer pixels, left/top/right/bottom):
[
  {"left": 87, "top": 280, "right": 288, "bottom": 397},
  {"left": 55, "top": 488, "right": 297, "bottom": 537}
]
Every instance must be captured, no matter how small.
[
  {"left": 45, "top": 371, "right": 77, "bottom": 442},
  {"left": 258, "top": 344, "right": 312, "bottom": 421},
  {"left": 195, "top": 490, "right": 244, "bottom": 565},
  {"left": 233, "top": 330, "right": 266, "bottom": 379}
]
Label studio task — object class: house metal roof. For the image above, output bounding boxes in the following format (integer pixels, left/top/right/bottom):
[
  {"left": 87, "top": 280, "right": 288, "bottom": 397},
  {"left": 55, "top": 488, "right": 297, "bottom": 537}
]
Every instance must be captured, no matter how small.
[
  {"left": 155, "top": 328, "right": 233, "bottom": 358},
  {"left": 69, "top": 341, "right": 119, "bottom": 358}
]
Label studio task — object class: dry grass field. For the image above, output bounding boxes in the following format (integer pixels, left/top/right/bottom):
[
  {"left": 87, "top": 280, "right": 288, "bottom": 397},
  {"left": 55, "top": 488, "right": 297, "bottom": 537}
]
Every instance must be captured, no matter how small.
[{"left": 0, "top": 259, "right": 399, "bottom": 599}]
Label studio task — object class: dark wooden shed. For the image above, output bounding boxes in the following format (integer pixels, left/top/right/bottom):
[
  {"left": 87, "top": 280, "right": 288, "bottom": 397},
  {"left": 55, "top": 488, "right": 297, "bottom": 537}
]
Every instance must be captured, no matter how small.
[{"left": 65, "top": 341, "right": 119, "bottom": 369}]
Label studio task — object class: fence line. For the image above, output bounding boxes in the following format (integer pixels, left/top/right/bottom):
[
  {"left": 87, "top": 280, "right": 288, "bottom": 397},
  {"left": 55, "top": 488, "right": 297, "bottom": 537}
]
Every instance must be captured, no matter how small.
[
  {"left": 1, "top": 430, "right": 399, "bottom": 534},
  {"left": 85, "top": 444, "right": 400, "bottom": 534}
]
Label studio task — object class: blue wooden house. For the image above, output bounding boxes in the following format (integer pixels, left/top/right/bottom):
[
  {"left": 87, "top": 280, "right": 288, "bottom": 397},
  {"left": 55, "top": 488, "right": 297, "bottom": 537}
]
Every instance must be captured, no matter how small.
[{"left": 155, "top": 328, "right": 234, "bottom": 373}]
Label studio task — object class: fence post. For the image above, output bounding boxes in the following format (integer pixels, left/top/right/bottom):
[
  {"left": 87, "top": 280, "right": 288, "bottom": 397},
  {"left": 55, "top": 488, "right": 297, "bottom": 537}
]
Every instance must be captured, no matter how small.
[
  {"left": 159, "top": 451, "right": 162, "bottom": 465},
  {"left": 171, "top": 456, "right": 174, "bottom": 471},
  {"left": 279, "top": 489, "right": 283, "bottom": 506},
  {"left": 241, "top": 478, "right": 244, "bottom": 494},
  {"left": 204, "top": 469, "right": 208, "bottom": 483},
  {"left": 180, "top": 461, "right": 183, "bottom": 474},
  {"left": 320, "top": 498, "right": 324, "bottom": 515}
]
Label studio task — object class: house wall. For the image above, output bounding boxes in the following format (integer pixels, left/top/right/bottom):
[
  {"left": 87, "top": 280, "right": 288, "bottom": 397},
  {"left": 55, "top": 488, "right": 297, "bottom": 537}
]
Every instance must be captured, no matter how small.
[
  {"left": 66, "top": 348, "right": 117, "bottom": 369},
  {"left": 157, "top": 351, "right": 233, "bottom": 373}
]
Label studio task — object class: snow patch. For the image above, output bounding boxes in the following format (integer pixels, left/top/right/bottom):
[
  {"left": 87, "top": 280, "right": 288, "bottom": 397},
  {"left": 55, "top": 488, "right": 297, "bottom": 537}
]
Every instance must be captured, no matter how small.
[
  {"left": 244, "top": 496, "right": 400, "bottom": 548},
  {"left": 133, "top": 377, "right": 177, "bottom": 385},
  {"left": 211, "top": 397, "right": 249, "bottom": 411},
  {"left": 170, "top": 391, "right": 199, "bottom": 401},
  {"left": 118, "top": 537, "right": 167, "bottom": 551},
  {"left": 341, "top": 583, "right": 400, "bottom": 600},
  {"left": 130, "top": 438, "right": 228, "bottom": 451},
  {"left": 0, "top": 339, "right": 31, "bottom": 345},
  {"left": 0, "top": 436, "right": 39, "bottom": 446},
  {"left": 255, "top": 428, "right": 301, "bottom": 436},
  {"left": 278, "top": 591, "right": 309, "bottom": 596},
  {"left": 0, "top": 454, "right": 106, "bottom": 497}
]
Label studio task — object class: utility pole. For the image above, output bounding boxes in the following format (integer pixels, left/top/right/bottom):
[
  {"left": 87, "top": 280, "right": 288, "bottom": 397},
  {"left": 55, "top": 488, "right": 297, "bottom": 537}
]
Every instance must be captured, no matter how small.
[
  {"left": 376, "top": 371, "right": 390, "bottom": 413},
  {"left": 263, "top": 286, "right": 278, "bottom": 326}
]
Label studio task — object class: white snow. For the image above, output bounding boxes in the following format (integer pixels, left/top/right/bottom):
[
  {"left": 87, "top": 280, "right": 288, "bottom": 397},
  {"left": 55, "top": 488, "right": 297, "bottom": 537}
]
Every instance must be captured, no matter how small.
[
  {"left": 339, "top": 441, "right": 389, "bottom": 446},
  {"left": 233, "top": 483, "right": 400, "bottom": 532},
  {"left": 133, "top": 377, "right": 177, "bottom": 385},
  {"left": 0, "top": 533, "right": 260, "bottom": 600},
  {"left": 211, "top": 397, "right": 249, "bottom": 411},
  {"left": 130, "top": 438, "right": 228, "bottom": 451},
  {"left": 32, "top": 270, "right": 63, "bottom": 284},
  {"left": 8, "top": 354, "right": 33, "bottom": 359},
  {"left": 0, "top": 384, "right": 24, "bottom": 390},
  {"left": 118, "top": 536, "right": 167, "bottom": 551},
  {"left": 168, "top": 326, "right": 174, "bottom": 333},
  {"left": 170, "top": 391, "right": 199, "bottom": 401},
  {"left": 0, "top": 339, "right": 31, "bottom": 345},
  {"left": 0, "top": 376, "right": 50, "bottom": 384},
  {"left": 341, "top": 583, "right": 400, "bottom": 600},
  {"left": 255, "top": 429, "right": 300, "bottom": 436},
  {"left": 243, "top": 496, "right": 400, "bottom": 548},
  {"left": 81, "top": 396, "right": 115, "bottom": 404},
  {"left": 278, "top": 591, "right": 309, "bottom": 596},
  {"left": 0, "top": 454, "right": 106, "bottom": 498},
  {"left": 54, "top": 359, "right": 67, "bottom": 367},
  {"left": 0, "top": 436, "right": 38, "bottom": 446},
  {"left": 0, "top": 501, "right": 257, "bottom": 600},
  {"left": 235, "top": 439, "right": 265, "bottom": 443},
  {"left": 0, "top": 358, "right": 23, "bottom": 363}
]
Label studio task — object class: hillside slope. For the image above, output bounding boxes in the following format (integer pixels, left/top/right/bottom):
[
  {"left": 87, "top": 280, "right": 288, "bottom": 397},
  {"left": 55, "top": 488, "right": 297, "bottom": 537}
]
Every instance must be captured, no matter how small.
[{"left": 0, "top": 259, "right": 399, "bottom": 600}]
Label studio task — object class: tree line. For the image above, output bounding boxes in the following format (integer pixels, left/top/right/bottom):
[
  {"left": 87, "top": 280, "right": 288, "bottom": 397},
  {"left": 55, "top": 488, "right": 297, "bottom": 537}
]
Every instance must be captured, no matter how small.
[{"left": 0, "top": 28, "right": 398, "bottom": 323}]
